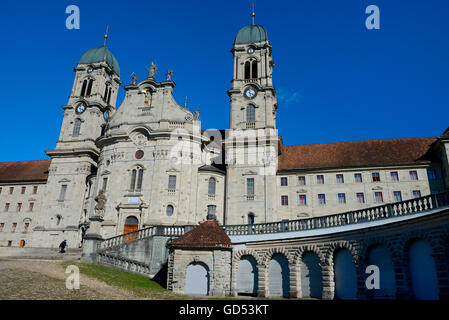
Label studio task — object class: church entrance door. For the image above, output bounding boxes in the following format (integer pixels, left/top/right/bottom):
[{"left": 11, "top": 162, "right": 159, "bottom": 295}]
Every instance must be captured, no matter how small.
[{"left": 123, "top": 216, "right": 139, "bottom": 243}]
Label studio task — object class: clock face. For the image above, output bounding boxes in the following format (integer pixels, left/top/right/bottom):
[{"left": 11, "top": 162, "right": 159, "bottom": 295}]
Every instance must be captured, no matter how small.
[
  {"left": 247, "top": 47, "right": 254, "bottom": 54},
  {"left": 87, "top": 68, "right": 93, "bottom": 73},
  {"left": 245, "top": 88, "right": 256, "bottom": 99},
  {"left": 76, "top": 104, "right": 86, "bottom": 114}
]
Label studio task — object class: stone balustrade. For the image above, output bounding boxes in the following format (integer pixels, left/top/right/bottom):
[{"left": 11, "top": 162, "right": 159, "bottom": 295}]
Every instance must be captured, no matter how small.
[{"left": 224, "top": 191, "right": 449, "bottom": 236}]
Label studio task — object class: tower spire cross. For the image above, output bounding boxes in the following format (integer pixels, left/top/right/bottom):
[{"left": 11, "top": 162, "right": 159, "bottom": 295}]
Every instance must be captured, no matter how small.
[
  {"left": 103, "top": 25, "right": 109, "bottom": 47},
  {"left": 251, "top": 2, "right": 255, "bottom": 25}
]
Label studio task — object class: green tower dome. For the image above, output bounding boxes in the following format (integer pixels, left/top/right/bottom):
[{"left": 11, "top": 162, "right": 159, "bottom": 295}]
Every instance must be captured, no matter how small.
[
  {"left": 79, "top": 46, "right": 120, "bottom": 76},
  {"left": 234, "top": 25, "right": 269, "bottom": 44}
]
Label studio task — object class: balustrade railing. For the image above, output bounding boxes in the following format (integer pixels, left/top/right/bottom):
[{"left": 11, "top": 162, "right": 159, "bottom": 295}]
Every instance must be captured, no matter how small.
[
  {"left": 224, "top": 191, "right": 449, "bottom": 236},
  {"left": 99, "top": 225, "right": 191, "bottom": 251}
]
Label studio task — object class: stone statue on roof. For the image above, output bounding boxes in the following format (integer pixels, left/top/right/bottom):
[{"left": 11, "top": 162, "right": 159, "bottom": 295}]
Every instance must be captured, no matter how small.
[{"left": 148, "top": 62, "right": 157, "bottom": 79}]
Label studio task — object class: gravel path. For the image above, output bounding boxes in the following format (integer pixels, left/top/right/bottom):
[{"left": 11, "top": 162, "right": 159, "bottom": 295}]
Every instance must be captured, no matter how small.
[{"left": 0, "top": 258, "right": 143, "bottom": 300}]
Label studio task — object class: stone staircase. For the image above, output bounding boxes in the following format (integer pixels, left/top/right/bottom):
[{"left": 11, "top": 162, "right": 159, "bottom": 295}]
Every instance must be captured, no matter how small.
[{"left": 94, "top": 225, "right": 192, "bottom": 278}]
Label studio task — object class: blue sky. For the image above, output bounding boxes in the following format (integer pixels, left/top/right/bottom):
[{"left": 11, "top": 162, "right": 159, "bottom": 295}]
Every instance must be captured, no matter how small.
[{"left": 0, "top": 0, "right": 448, "bottom": 162}]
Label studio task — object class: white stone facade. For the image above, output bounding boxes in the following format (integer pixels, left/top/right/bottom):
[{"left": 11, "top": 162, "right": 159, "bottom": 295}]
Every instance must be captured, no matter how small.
[{"left": 1, "top": 24, "right": 448, "bottom": 249}]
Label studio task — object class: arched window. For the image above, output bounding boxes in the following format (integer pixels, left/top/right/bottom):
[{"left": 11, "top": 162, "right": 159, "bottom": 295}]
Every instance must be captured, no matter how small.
[
  {"left": 208, "top": 177, "right": 216, "bottom": 196},
  {"left": 73, "top": 119, "right": 81, "bottom": 136},
  {"left": 130, "top": 167, "right": 144, "bottom": 192},
  {"left": 86, "top": 79, "right": 94, "bottom": 96},
  {"left": 252, "top": 60, "right": 258, "bottom": 78},
  {"left": 80, "top": 80, "right": 87, "bottom": 96},
  {"left": 246, "top": 105, "right": 255, "bottom": 123},
  {"left": 245, "top": 61, "right": 251, "bottom": 79},
  {"left": 166, "top": 205, "right": 174, "bottom": 217}
]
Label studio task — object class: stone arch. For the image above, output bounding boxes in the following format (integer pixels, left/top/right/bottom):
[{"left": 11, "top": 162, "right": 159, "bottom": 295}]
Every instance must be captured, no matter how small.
[
  {"left": 325, "top": 241, "right": 359, "bottom": 266},
  {"left": 293, "top": 245, "right": 325, "bottom": 299},
  {"left": 233, "top": 250, "right": 260, "bottom": 296},
  {"left": 233, "top": 249, "right": 263, "bottom": 266},
  {"left": 292, "top": 245, "right": 326, "bottom": 267},
  {"left": 262, "top": 247, "right": 294, "bottom": 267}
]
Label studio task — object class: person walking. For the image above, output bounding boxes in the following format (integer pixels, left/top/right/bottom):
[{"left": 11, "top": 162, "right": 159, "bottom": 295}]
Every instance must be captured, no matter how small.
[{"left": 59, "top": 240, "right": 67, "bottom": 253}]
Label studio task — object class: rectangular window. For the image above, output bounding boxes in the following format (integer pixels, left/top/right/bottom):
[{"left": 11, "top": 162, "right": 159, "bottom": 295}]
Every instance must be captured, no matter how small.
[
  {"left": 102, "top": 177, "right": 108, "bottom": 192},
  {"left": 391, "top": 172, "right": 399, "bottom": 182},
  {"left": 5, "top": 203, "right": 10, "bottom": 212},
  {"left": 338, "top": 193, "right": 346, "bottom": 204},
  {"left": 427, "top": 169, "right": 437, "bottom": 180},
  {"left": 354, "top": 173, "right": 363, "bottom": 183},
  {"left": 318, "top": 194, "right": 326, "bottom": 205},
  {"left": 374, "top": 192, "right": 383, "bottom": 203},
  {"left": 410, "top": 171, "right": 418, "bottom": 181},
  {"left": 9, "top": 187, "right": 13, "bottom": 195},
  {"left": 21, "top": 187, "right": 26, "bottom": 194},
  {"left": 59, "top": 185, "right": 67, "bottom": 201},
  {"left": 17, "top": 203, "right": 22, "bottom": 212},
  {"left": 280, "top": 177, "right": 288, "bottom": 186},
  {"left": 356, "top": 193, "right": 365, "bottom": 204},
  {"left": 24, "top": 223, "right": 29, "bottom": 232},
  {"left": 29, "top": 203, "right": 34, "bottom": 212},
  {"left": 298, "top": 176, "right": 306, "bottom": 185},
  {"left": 372, "top": 172, "right": 380, "bottom": 182},
  {"left": 247, "top": 178, "right": 255, "bottom": 196},
  {"left": 12, "top": 223, "right": 17, "bottom": 232},
  {"left": 317, "top": 175, "right": 324, "bottom": 184},
  {"left": 336, "top": 174, "right": 344, "bottom": 184},
  {"left": 412, "top": 190, "right": 421, "bottom": 198},
  {"left": 168, "top": 175, "right": 177, "bottom": 190},
  {"left": 33, "top": 186, "right": 38, "bottom": 194},
  {"left": 0, "top": 223, "right": 4, "bottom": 232},
  {"left": 393, "top": 191, "right": 402, "bottom": 202},
  {"left": 281, "top": 195, "right": 289, "bottom": 206},
  {"left": 299, "top": 194, "right": 307, "bottom": 206}
]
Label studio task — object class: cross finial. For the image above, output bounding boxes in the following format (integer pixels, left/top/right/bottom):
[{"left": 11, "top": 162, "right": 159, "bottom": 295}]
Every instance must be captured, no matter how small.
[
  {"left": 184, "top": 96, "right": 188, "bottom": 108},
  {"left": 103, "top": 25, "right": 109, "bottom": 47},
  {"left": 251, "top": 2, "right": 256, "bottom": 25}
]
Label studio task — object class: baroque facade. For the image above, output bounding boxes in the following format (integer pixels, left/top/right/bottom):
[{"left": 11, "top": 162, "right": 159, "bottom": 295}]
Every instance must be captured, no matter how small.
[{"left": 0, "top": 21, "right": 448, "bottom": 249}]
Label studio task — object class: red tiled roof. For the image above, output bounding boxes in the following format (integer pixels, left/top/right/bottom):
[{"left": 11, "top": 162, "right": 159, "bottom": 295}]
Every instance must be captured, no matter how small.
[
  {"left": 278, "top": 137, "right": 436, "bottom": 171},
  {"left": 169, "top": 220, "right": 231, "bottom": 249},
  {"left": 0, "top": 160, "right": 51, "bottom": 183}
]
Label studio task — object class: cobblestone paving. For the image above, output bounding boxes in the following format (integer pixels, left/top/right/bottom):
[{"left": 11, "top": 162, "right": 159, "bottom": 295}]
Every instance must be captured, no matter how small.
[{"left": 0, "top": 259, "right": 141, "bottom": 300}]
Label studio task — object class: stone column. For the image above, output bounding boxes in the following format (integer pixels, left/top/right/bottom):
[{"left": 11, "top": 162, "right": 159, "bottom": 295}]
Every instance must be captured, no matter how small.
[
  {"left": 289, "top": 263, "right": 301, "bottom": 298},
  {"left": 257, "top": 264, "right": 268, "bottom": 297},
  {"left": 321, "top": 263, "right": 334, "bottom": 300},
  {"left": 81, "top": 215, "right": 104, "bottom": 263}
]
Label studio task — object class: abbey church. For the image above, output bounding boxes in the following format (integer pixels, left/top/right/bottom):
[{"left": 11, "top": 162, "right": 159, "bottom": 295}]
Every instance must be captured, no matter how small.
[{"left": 0, "top": 21, "right": 448, "bottom": 250}]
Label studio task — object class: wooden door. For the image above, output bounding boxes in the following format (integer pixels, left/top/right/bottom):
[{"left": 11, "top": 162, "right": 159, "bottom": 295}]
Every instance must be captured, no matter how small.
[
  {"left": 19, "top": 240, "right": 25, "bottom": 248},
  {"left": 123, "top": 216, "right": 139, "bottom": 243}
]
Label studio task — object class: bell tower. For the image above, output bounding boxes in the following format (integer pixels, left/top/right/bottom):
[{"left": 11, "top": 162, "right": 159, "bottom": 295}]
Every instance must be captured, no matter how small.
[
  {"left": 32, "top": 33, "right": 122, "bottom": 248},
  {"left": 228, "top": 11, "right": 277, "bottom": 130},
  {"left": 225, "top": 12, "right": 280, "bottom": 225}
]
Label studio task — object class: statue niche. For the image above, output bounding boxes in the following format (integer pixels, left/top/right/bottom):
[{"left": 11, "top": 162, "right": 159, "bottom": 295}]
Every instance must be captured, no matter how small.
[{"left": 94, "top": 189, "right": 107, "bottom": 217}]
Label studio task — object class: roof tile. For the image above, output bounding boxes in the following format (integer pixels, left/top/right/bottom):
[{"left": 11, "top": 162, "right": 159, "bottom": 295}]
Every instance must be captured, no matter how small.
[
  {"left": 169, "top": 220, "right": 231, "bottom": 249},
  {"left": 0, "top": 160, "right": 51, "bottom": 183},
  {"left": 278, "top": 137, "right": 436, "bottom": 171}
]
